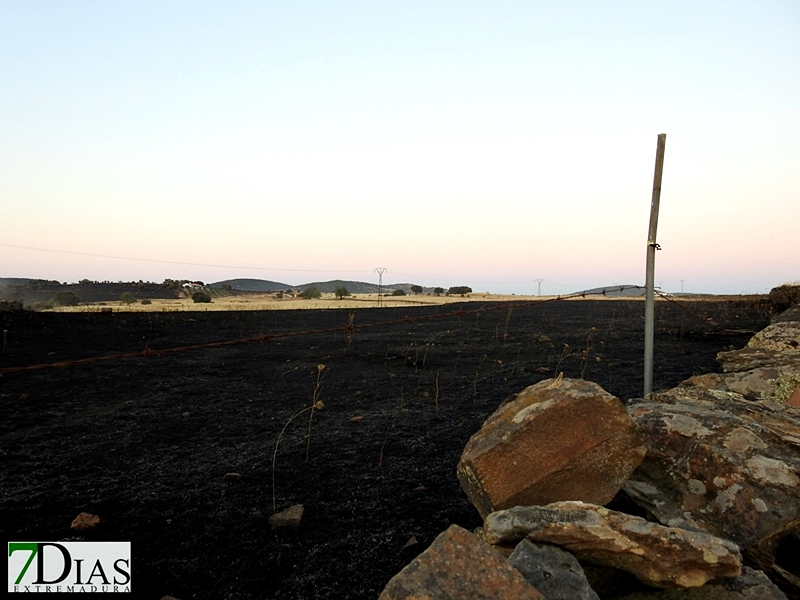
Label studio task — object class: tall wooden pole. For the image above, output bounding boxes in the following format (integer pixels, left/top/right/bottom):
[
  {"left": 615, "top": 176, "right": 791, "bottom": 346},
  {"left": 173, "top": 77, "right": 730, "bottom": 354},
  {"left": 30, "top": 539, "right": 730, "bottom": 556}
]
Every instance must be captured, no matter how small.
[{"left": 644, "top": 133, "right": 666, "bottom": 397}]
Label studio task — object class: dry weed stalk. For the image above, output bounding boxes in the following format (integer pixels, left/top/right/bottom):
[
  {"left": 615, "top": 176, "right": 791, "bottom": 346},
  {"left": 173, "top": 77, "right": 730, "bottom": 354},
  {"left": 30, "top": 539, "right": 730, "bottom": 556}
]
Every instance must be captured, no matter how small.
[
  {"left": 271, "top": 364, "right": 326, "bottom": 514},
  {"left": 305, "top": 364, "right": 326, "bottom": 463},
  {"left": 434, "top": 368, "right": 440, "bottom": 417}
]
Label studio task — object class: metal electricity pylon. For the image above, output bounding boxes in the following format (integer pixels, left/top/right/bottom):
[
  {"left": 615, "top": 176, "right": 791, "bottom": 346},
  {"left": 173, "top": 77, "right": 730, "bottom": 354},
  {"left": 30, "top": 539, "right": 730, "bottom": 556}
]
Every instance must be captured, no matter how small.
[
  {"left": 374, "top": 267, "right": 387, "bottom": 307},
  {"left": 535, "top": 278, "right": 544, "bottom": 297}
]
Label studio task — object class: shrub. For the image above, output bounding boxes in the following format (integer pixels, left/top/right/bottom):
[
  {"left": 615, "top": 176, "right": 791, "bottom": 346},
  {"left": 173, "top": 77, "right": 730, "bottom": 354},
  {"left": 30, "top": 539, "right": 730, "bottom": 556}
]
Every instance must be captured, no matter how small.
[
  {"left": 192, "top": 291, "right": 212, "bottom": 303},
  {"left": 0, "top": 300, "right": 24, "bottom": 312},
  {"left": 391, "top": 289, "right": 406, "bottom": 296},
  {"left": 447, "top": 286, "right": 472, "bottom": 296},
  {"left": 298, "top": 287, "right": 321, "bottom": 300},
  {"left": 334, "top": 286, "right": 350, "bottom": 299},
  {"left": 410, "top": 285, "right": 423, "bottom": 294},
  {"left": 121, "top": 292, "right": 137, "bottom": 305},
  {"left": 52, "top": 291, "right": 80, "bottom": 306},
  {"left": 433, "top": 287, "right": 445, "bottom": 296},
  {"left": 141, "top": 299, "right": 152, "bottom": 305},
  {"left": 275, "top": 291, "right": 284, "bottom": 299},
  {"left": 31, "top": 301, "right": 55, "bottom": 311}
]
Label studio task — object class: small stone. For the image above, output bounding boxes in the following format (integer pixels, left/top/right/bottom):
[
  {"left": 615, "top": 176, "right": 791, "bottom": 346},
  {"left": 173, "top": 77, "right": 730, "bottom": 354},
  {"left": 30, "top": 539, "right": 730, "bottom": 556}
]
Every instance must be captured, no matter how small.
[
  {"left": 397, "top": 536, "right": 421, "bottom": 563},
  {"left": 223, "top": 472, "right": 242, "bottom": 481},
  {"left": 70, "top": 512, "right": 100, "bottom": 532},
  {"left": 269, "top": 504, "right": 304, "bottom": 528},
  {"left": 182, "top": 412, "right": 190, "bottom": 417},
  {"left": 349, "top": 415, "right": 364, "bottom": 422}
]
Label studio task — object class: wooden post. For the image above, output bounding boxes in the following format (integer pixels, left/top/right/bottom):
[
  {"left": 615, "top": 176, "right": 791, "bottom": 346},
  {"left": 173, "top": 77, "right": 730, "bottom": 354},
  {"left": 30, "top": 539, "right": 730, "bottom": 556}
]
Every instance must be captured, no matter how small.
[{"left": 644, "top": 134, "right": 666, "bottom": 397}]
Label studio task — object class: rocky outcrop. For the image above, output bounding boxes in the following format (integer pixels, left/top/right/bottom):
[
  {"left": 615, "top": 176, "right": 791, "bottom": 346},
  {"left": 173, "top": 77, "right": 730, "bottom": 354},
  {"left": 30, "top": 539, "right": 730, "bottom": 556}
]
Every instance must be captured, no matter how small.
[
  {"left": 457, "top": 377, "right": 646, "bottom": 518},
  {"left": 747, "top": 322, "right": 800, "bottom": 352},
  {"left": 482, "top": 502, "right": 742, "bottom": 589},
  {"left": 623, "top": 390, "right": 800, "bottom": 549},
  {"left": 378, "top": 524, "right": 545, "bottom": 600}
]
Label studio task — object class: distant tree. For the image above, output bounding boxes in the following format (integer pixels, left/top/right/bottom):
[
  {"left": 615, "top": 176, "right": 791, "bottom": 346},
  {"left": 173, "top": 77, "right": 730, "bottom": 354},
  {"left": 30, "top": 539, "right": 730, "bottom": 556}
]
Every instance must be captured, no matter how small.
[
  {"left": 410, "top": 285, "right": 423, "bottom": 295},
  {"left": 433, "top": 287, "right": 445, "bottom": 296},
  {"left": 391, "top": 289, "right": 406, "bottom": 296},
  {"left": 120, "top": 292, "right": 137, "bottom": 305},
  {"left": 52, "top": 291, "right": 80, "bottom": 306},
  {"left": 28, "top": 279, "right": 61, "bottom": 289},
  {"left": 192, "top": 291, "right": 212, "bottom": 303},
  {"left": 298, "top": 287, "right": 321, "bottom": 299},
  {"left": 334, "top": 286, "right": 350, "bottom": 299},
  {"left": 447, "top": 286, "right": 472, "bottom": 296},
  {"left": 275, "top": 291, "right": 284, "bottom": 299},
  {"left": 221, "top": 283, "right": 233, "bottom": 291}
]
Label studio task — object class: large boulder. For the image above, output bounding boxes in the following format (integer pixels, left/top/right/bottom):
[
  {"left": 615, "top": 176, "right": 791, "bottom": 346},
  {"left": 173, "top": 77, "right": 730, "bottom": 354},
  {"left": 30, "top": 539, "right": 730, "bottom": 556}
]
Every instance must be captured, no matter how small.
[
  {"left": 624, "top": 390, "right": 800, "bottom": 550},
  {"left": 482, "top": 501, "right": 742, "bottom": 589},
  {"left": 378, "top": 524, "right": 545, "bottom": 600},
  {"left": 457, "top": 377, "right": 647, "bottom": 518}
]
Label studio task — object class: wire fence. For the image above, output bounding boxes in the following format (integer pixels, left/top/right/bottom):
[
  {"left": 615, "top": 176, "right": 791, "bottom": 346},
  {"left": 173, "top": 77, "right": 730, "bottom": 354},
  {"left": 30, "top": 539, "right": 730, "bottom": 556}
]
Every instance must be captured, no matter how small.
[{"left": 0, "top": 286, "right": 764, "bottom": 377}]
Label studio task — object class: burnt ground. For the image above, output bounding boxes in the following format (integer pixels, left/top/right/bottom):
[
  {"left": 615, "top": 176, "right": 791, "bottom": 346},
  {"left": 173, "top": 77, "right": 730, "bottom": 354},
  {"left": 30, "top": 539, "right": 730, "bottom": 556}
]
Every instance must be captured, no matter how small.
[{"left": 0, "top": 298, "right": 772, "bottom": 599}]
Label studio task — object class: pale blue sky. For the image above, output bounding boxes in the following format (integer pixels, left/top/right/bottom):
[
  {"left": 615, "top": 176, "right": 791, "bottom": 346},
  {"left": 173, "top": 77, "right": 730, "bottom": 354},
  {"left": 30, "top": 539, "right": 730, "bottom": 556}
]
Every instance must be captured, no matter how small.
[{"left": 1, "top": 1, "right": 798, "bottom": 294}]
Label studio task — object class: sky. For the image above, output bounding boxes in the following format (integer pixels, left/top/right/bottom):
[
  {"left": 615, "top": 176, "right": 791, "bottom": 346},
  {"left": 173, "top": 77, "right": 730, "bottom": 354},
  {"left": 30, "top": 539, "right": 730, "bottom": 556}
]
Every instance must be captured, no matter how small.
[{"left": 1, "top": 1, "right": 798, "bottom": 295}]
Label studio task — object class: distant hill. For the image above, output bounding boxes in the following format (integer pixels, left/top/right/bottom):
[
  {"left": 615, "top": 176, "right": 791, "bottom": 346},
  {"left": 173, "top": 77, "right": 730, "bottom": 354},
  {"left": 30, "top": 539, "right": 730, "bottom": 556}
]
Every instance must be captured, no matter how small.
[
  {"left": 211, "top": 279, "right": 430, "bottom": 294},
  {"left": 574, "top": 285, "right": 646, "bottom": 297},
  {"left": 0, "top": 277, "right": 35, "bottom": 287},
  {"left": 210, "top": 278, "right": 292, "bottom": 292}
]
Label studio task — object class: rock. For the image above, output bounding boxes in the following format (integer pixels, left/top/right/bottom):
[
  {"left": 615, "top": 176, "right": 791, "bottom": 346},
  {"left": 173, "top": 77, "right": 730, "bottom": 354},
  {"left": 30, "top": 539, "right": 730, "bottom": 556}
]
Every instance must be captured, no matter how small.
[
  {"left": 624, "top": 391, "right": 800, "bottom": 550},
  {"left": 70, "top": 512, "right": 100, "bottom": 532},
  {"left": 747, "top": 322, "right": 800, "bottom": 352},
  {"left": 614, "top": 567, "right": 789, "bottom": 599},
  {"left": 482, "top": 502, "right": 742, "bottom": 589},
  {"left": 744, "top": 527, "right": 800, "bottom": 598},
  {"left": 397, "top": 536, "right": 422, "bottom": 564},
  {"left": 456, "top": 378, "right": 647, "bottom": 519},
  {"left": 769, "top": 285, "right": 800, "bottom": 313},
  {"left": 682, "top": 366, "right": 800, "bottom": 401},
  {"left": 378, "top": 524, "right": 545, "bottom": 600},
  {"left": 269, "top": 504, "right": 304, "bottom": 528},
  {"left": 717, "top": 347, "right": 800, "bottom": 373},
  {"left": 223, "top": 472, "right": 242, "bottom": 481},
  {"left": 508, "top": 539, "right": 600, "bottom": 600},
  {"left": 789, "top": 382, "right": 800, "bottom": 407},
  {"left": 772, "top": 305, "right": 800, "bottom": 324}
]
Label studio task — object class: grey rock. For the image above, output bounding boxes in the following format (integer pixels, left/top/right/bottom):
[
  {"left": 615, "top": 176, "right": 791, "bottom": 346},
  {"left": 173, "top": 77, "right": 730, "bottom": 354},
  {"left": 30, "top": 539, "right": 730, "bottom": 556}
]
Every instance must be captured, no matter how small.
[{"left": 508, "top": 539, "right": 600, "bottom": 600}]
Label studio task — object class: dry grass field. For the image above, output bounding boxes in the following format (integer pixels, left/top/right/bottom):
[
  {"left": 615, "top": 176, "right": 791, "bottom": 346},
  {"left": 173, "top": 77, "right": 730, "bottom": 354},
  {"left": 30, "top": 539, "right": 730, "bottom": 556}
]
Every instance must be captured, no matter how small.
[{"left": 50, "top": 292, "right": 556, "bottom": 312}]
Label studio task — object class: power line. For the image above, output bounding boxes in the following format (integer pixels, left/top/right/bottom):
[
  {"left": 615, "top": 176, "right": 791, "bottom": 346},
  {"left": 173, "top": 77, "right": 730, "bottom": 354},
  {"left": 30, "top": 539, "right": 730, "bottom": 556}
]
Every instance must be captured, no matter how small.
[{"left": 0, "top": 243, "right": 369, "bottom": 274}]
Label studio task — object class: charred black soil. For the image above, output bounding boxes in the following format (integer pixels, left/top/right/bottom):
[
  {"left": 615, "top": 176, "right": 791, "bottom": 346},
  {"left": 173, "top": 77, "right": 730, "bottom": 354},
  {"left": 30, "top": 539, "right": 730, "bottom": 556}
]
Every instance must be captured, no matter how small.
[{"left": 0, "top": 299, "right": 771, "bottom": 599}]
